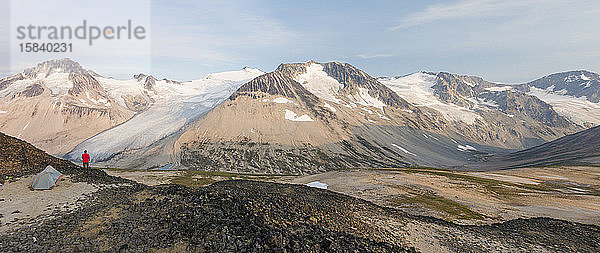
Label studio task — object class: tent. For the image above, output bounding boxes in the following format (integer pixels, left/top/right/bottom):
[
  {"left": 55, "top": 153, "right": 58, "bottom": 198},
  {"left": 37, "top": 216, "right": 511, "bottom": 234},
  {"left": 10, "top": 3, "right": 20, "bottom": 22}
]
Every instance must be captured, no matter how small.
[{"left": 31, "top": 165, "right": 63, "bottom": 190}]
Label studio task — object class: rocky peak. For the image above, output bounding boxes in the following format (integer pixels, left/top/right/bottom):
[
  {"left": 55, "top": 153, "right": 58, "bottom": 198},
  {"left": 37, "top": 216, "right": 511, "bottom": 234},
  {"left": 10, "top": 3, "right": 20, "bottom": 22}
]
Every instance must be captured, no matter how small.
[
  {"left": 535, "top": 70, "right": 599, "bottom": 87},
  {"left": 320, "top": 61, "right": 411, "bottom": 108},
  {"left": 433, "top": 73, "right": 482, "bottom": 107},
  {"left": 431, "top": 72, "right": 505, "bottom": 108},
  {"left": 479, "top": 90, "right": 575, "bottom": 128},
  {"left": 275, "top": 62, "right": 309, "bottom": 77},
  {"left": 231, "top": 71, "right": 320, "bottom": 107},
  {"left": 21, "top": 58, "right": 88, "bottom": 78},
  {"left": 133, "top": 73, "right": 157, "bottom": 91},
  {"left": 236, "top": 61, "right": 413, "bottom": 109},
  {"left": 162, "top": 78, "right": 181, "bottom": 85}
]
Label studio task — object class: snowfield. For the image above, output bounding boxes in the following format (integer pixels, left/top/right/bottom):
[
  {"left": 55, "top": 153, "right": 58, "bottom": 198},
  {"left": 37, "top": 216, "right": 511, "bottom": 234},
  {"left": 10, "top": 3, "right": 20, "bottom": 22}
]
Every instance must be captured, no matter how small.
[
  {"left": 380, "top": 73, "right": 482, "bottom": 124},
  {"left": 528, "top": 86, "right": 600, "bottom": 126},
  {"left": 96, "top": 77, "right": 149, "bottom": 109},
  {"left": 0, "top": 72, "right": 70, "bottom": 97},
  {"left": 350, "top": 87, "right": 386, "bottom": 110},
  {"left": 66, "top": 68, "right": 264, "bottom": 162}
]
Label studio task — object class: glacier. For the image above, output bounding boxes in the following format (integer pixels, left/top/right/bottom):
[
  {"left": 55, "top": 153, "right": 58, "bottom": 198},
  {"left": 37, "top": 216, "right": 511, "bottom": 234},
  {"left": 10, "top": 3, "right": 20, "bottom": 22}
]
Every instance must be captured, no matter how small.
[{"left": 65, "top": 68, "right": 264, "bottom": 162}]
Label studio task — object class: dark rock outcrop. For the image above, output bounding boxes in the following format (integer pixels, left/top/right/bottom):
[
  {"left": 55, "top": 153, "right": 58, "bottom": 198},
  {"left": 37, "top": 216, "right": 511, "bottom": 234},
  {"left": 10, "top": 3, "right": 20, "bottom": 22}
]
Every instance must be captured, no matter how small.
[
  {"left": 134, "top": 73, "right": 157, "bottom": 92},
  {"left": 321, "top": 61, "right": 413, "bottom": 109},
  {"left": 0, "top": 132, "right": 120, "bottom": 185},
  {"left": 14, "top": 83, "right": 44, "bottom": 97}
]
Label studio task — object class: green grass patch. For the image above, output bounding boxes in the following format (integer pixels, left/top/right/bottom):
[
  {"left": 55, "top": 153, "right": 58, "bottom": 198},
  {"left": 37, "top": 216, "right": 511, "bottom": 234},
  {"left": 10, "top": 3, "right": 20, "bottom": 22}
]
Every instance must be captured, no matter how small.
[
  {"left": 98, "top": 167, "right": 296, "bottom": 187},
  {"left": 184, "top": 170, "right": 297, "bottom": 179},
  {"left": 169, "top": 169, "right": 298, "bottom": 188},
  {"left": 170, "top": 171, "right": 217, "bottom": 188},
  {"left": 378, "top": 167, "right": 555, "bottom": 196},
  {"left": 393, "top": 193, "right": 486, "bottom": 221},
  {"left": 93, "top": 167, "right": 156, "bottom": 172}
]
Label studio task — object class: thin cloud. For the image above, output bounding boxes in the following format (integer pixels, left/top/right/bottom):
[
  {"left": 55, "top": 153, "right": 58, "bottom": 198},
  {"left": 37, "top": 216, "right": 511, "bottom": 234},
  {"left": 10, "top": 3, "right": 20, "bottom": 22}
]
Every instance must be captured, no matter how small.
[
  {"left": 151, "top": 1, "right": 297, "bottom": 64},
  {"left": 357, "top": 53, "right": 393, "bottom": 59},
  {"left": 389, "top": 0, "right": 570, "bottom": 30}
]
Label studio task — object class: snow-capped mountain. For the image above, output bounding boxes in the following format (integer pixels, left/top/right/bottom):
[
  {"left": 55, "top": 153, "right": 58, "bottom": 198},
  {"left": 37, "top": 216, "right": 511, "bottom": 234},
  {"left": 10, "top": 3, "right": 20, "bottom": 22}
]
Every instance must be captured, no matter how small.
[
  {"left": 524, "top": 70, "right": 600, "bottom": 102},
  {"left": 162, "top": 62, "right": 591, "bottom": 173},
  {"left": 380, "top": 70, "right": 600, "bottom": 129},
  {"left": 170, "top": 61, "right": 518, "bottom": 173},
  {"left": 0, "top": 59, "right": 134, "bottom": 154},
  {"left": 379, "top": 72, "right": 579, "bottom": 149},
  {"left": 515, "top": 70, "right": 600, "bottom": 127}
]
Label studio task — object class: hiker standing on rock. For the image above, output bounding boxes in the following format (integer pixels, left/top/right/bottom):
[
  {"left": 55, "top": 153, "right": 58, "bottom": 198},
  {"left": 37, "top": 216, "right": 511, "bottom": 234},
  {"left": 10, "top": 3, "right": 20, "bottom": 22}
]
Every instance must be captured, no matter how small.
[{"left": 82, "top": 150, "right": 90, "bottom": 169}]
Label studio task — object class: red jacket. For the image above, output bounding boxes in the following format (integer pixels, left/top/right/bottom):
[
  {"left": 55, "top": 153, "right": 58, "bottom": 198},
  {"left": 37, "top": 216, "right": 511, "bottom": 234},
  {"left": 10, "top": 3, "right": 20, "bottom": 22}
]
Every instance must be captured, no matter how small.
[{"left": 82, "top": 153, "right": 90, "bottom": 163}]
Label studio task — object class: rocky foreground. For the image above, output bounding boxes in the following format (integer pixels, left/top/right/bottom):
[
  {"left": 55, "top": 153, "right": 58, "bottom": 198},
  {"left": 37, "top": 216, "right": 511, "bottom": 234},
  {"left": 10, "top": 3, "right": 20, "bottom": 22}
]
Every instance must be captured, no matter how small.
[{"left": 1, "top": 173, "right": 599, "bottom": 252}]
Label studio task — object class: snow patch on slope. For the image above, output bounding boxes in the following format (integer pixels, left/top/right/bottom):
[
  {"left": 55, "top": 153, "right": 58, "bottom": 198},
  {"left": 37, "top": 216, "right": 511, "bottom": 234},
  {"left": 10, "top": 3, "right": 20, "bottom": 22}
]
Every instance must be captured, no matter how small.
[
  {"left": 305, "top": 181, "right": 328, "bottom": 189},
  {"left": 485, "top": 86, "right": 513, "bottom": 92},
  {"left": 0, "top": 72, "right": 72, "bottom": 97},
  {"left": 273, "top": 97, "right": 294, "bottom": 104},
  {"left": 323, "top": 102, "right": 336, "bottom": 112},
  {"left": 98, "top": 77, "right": 148, "bottom": 109},
  {"left": 284, "top": 109, "right": 314, "bottom": 122},
  {"left": 391, "top": 143, "right": 417, "bottom": 156},
  {"left": 463, "top": 80, "right": 477, "bottom": 87},
  {"left": 351, "top": 88, "right": 386, "bottom": 109},
  {"left": 581, "top": 73, "right": 590, "bottom": 81},
  {"left": 42, "top": 73, "right": 72, "bottom": 95},
  {"left": 294, "top": 63, "right": 343, "bottom": 103},
  {"left": 457, "top": 145, "right": 477, "bottom": 152},
  {"left": 380, "top": 73, "right": 481, "bottom": 124},
  {"left": 205, "top": 67, "right": 264, "bottom": 81},
  {"left": 466, "top": 96, "right": 498, "bottom": 109}
]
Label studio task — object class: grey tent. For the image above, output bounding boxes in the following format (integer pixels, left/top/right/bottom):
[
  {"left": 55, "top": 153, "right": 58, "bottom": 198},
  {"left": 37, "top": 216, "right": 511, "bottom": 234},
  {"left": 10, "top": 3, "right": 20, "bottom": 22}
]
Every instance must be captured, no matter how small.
[{"left": 31, "top": 165, "right": 63, "bottom": 190}]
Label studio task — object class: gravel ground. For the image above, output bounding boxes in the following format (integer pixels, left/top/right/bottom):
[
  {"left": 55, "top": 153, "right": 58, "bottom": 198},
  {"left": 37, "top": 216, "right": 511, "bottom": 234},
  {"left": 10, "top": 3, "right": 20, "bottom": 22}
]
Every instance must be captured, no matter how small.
[{"left": 0, "top": 175, "right": 99, "bottom": 234}]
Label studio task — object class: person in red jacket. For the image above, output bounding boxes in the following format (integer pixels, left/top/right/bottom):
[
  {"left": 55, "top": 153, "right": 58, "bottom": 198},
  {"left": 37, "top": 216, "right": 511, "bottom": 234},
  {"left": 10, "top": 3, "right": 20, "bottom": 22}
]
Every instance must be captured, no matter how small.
[{"left": 82, "top": 150, "right": 90, "bottom": 168}]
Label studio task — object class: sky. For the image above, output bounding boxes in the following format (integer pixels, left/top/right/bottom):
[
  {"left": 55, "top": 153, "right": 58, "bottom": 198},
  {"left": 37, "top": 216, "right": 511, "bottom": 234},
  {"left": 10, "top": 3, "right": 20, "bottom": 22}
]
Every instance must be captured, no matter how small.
[{"left": 2, "top": 0, "right": 600, "bottom": 83}]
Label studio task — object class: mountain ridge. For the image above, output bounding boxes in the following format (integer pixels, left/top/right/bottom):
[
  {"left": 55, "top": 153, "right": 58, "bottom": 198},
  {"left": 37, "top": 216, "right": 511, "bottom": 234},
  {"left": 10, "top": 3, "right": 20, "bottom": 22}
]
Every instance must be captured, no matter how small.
[
  {"left": 1, "top": 58, "right": 598, "bottom": 173},
  {"left": 172, "top": 60, "right": 576, "bottom": 173},
  {"left": 466, "top": 125, "right": 600, "bottom": 170}
]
